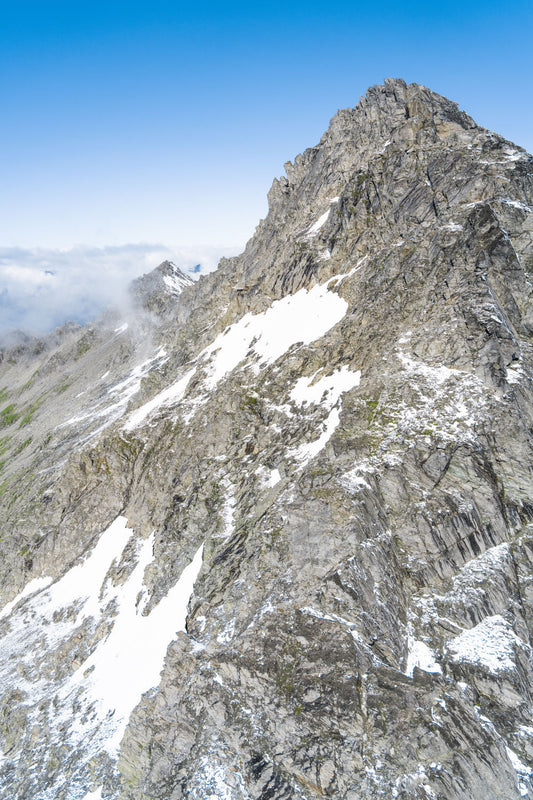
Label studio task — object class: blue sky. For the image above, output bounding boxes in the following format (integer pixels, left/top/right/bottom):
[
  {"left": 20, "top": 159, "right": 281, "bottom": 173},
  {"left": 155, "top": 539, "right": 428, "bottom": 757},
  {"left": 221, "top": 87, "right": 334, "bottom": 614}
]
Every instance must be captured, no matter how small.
[{"left": 0, "top": 0, "right": 532, "bottom": 330}]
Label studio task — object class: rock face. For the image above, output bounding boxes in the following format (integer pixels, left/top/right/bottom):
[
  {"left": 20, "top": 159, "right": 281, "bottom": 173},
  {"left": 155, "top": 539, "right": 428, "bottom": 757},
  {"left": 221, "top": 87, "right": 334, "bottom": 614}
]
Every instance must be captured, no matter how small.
[
  {"left": 0, "top": 78, "right": 533, "bottom": 799},
  {"left": 130, "top": 261, "right": 194, "bottom": 314}
]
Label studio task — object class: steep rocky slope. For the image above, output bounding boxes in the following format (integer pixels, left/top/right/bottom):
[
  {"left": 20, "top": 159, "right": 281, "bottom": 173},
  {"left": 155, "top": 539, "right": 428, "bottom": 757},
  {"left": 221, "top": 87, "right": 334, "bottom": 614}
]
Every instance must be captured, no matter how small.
[{"left": 1, "top": 78, "right": 533, "bottom": 799}]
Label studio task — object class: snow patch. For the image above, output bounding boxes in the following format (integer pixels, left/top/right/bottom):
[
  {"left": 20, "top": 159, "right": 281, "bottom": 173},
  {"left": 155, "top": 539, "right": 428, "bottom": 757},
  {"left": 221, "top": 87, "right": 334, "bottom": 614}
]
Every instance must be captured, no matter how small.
[
  {"left": 67, "top": 535, "right": 204, "bottom": 755},
  {"left": 189, "top": 756, "right": 249, "bottom": 800},
  {"left": 447, "top": 614, "right": 525, "bottom": 673},
  {"left": 398, "top": 352, "right": 456, "bottom": 384},
  {"left": 125, "top": 279, "right": 349, "bottom": 430},
  {"left": 256, "top": 466, "right": 282, "bottom": 489},
  {"left": 20, "top": 516, "right": 134, "bottom": 632},
  {"left": 453, "top": 542, "right": 510, "bottom": 585},
  {"left": 290, "top": 365, "right": 361, "bottom": 407},
  {"left": 163, "top": 271, "right": 192, "bottom": 295},
  {"left": 291, "top": 407, "right": 341, "bottom": 465},
  {"left": 503, "top": 149, "right": 525, "bottom": 162},
  {"left": 82, "top": 789, "right": 103, "bottom": 800},
  {"left": 306, "top": 209, "right": 331, "bottom": 238},
  {"left": 405, "top": 636, "right": 442, "bottom": 677},
  {"left": 300, "top": 605, "right": 354, "bottom": 628},
  {"left": 266, "top": 468, "right": 281, "bottom": 487},
  {"left": 219, "top": 478, "right": 236, "bottom": 540},
  {"left": 392, "top": 347, "right": 487, "bottom": 446},
  {"left": 397, "top": 330, "right": 412, "bottom": 345},
  {"left": 299, "top": 606, "right": 373, "bottom": 652},
  {"left": 326, "top": 255, "right": 368, "bottom": 286},
  {"left": 0, "top": 515, "right": 204, "bottom": 785},
  {"left": 439, "top": 223, "right": 463, "bottom": 232},
  {"left": 507, "top": 364, "right": 526, "bottom": 385},
  {"left": 507, "top": 747, "right": 533, "bottom": 775},
  {"left": 202, "top": 283, "right": 348, "bottom": 385},
  {"left": 217, "top": 619, "right": 236, "bottom": 644},
  {"left": 247, "top": 598, "right": 277, "bottom": 630},
  {"left": 288, "top": 366, "right": 360, "bottom": 467},
  {"left": 480, "top": 152, "right": 524, "bottom": 166},
  {"left": 303, "top": 198, "right": 339, "bottom": 239}
]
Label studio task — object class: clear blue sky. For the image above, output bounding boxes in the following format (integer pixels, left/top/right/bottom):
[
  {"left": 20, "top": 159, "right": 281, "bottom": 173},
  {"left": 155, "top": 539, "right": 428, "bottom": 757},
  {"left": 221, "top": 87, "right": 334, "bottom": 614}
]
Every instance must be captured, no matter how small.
[{"left": 0, "top": 0, "right": 531, "bottom": 252}]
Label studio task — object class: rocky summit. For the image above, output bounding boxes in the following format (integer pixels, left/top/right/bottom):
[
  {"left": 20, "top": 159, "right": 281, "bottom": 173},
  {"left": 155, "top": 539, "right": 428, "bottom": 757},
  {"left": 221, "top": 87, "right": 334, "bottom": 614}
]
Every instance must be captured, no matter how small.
[{"left": 0, "top": 78, "right": 533, "bottom": 800}]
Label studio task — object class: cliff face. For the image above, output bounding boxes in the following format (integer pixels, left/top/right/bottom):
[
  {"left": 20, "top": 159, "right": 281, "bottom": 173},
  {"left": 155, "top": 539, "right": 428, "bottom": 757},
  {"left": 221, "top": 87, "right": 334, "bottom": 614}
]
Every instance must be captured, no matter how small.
[{"left": 1, "top": 78, "right": 533, "bottom": 800}]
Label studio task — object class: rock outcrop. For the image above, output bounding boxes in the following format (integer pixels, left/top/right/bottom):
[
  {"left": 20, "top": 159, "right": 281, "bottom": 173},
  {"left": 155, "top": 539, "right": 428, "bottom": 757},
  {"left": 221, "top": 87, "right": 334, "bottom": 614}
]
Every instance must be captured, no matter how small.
[{"left": 1, "top": 78, "right": 533, "bottom": 799}]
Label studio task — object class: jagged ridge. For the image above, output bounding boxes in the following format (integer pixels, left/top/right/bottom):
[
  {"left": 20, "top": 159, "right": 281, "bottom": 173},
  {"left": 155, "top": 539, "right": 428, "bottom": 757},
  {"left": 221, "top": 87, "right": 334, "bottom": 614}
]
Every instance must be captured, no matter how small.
[{"left": 0, "top": 80, "right": 532, "bottom": 799}]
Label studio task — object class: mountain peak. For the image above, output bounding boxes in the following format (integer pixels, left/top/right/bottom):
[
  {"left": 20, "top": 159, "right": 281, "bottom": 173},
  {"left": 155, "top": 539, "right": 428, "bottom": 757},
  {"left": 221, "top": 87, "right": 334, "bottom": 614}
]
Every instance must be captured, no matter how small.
[
  {"left": 129, "top": 259, "right": 194, "bottom": 314},
  {"left": 0, "top": 83, "right": 532, "bottom": 800}
]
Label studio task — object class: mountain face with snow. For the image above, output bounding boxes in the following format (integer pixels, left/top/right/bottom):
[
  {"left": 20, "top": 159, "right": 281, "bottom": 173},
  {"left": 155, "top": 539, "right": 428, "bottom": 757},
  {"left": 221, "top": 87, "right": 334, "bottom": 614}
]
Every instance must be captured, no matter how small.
[{"left": 1, "top": 78, "right": 533, "bottom": 800}]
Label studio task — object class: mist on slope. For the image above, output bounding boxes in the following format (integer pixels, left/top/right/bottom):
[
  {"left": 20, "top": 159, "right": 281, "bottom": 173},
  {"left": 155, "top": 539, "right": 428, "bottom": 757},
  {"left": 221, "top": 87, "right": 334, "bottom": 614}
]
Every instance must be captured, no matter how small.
[{"left": 0, "top": 242, "right": 238, "bottom": 335}]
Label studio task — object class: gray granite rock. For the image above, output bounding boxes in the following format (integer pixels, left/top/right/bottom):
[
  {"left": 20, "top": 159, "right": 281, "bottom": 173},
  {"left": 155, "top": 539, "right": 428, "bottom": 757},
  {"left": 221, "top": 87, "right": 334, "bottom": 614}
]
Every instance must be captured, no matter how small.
[{"left": 1, "top": 79, "right": 533, "bottom": 799}]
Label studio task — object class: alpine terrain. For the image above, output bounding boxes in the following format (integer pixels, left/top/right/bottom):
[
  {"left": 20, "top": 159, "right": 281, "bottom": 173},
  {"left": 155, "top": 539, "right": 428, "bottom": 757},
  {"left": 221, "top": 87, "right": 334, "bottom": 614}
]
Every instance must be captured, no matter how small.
[{"left": 1, "top": 78, "right": 533, "bottom": 800}]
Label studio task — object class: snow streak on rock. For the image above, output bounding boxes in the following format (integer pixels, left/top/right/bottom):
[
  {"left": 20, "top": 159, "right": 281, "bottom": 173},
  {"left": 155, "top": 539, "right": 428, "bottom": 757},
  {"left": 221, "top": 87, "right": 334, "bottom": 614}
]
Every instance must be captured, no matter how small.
[
  {"left": 289, "top": 366, "right": 361, "bottom": 466},
  {"left": 303, "top": 197, "right": 339, "bottom": 239},
  {"left": 124, "top": 366, "right": 196, "bottom": 430},
  {"left": 125, "top": 279, "right": 349, "bottom": 431},
  {"left": 61, "top": 346, "right": 169, "bottom": 440},
  {"left": 163, "top": 267, "right": 193, "bottom": 295},
  {"left": 506, "top": 747, "right": 533, "bottom": 798},
  {"left": 0, "top": 517, "right": 203, "bottom": 797}
]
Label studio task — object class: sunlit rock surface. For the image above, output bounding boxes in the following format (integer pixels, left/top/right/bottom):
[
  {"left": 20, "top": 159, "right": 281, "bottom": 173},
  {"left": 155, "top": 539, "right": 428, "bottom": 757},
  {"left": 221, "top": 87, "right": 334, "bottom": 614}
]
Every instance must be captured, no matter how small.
[{"left": 1, "top": 79, "right": 533, "bottom": 799}]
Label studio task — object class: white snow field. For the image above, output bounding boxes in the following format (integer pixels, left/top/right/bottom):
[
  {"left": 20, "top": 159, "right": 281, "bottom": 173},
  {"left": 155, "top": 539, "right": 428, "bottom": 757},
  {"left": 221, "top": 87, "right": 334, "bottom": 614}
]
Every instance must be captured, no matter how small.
[{"left": 0, "top": 516, "right": 203, "bottom": 797}]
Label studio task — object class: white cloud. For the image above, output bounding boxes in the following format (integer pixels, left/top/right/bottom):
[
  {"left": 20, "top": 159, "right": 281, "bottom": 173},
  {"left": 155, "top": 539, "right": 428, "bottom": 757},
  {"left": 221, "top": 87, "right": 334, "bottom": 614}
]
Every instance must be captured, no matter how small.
[{"left": 0, "top": 243, "right": 237, "bottom": 334}]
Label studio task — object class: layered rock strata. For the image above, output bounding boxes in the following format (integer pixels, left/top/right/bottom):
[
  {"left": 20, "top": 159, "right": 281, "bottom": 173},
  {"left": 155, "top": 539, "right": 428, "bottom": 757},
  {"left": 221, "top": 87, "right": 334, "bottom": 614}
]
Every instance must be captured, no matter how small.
[{"left": 0, "top": 78, "right": 532, "bottom": 799}]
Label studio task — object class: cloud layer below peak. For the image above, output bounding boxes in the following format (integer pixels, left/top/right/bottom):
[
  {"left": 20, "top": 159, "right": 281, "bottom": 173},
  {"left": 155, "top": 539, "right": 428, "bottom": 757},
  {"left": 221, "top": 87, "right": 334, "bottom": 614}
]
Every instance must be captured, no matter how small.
[{"left": 0, "top": 243, "right": 237, "bottom": 335}]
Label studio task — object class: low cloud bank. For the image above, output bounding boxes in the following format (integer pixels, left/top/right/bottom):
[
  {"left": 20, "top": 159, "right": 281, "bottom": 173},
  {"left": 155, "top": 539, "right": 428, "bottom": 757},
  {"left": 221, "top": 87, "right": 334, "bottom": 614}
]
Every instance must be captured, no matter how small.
[{"left": 0, "top": 243, "right": 238, "bottom": 334}]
